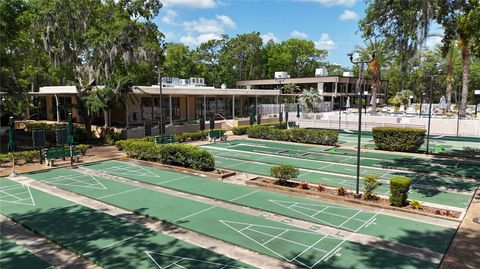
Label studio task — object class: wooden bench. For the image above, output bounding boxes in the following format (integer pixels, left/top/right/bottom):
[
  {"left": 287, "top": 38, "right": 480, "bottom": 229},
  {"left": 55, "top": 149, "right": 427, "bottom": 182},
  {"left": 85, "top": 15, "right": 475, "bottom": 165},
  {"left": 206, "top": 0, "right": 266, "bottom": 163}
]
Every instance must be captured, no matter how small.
[
  {"left": 44, "top": 146, "right": 78, "bottom": 166},
  {"left": 208, "top": 130, "right": 227, "bottom": 142},
  {"left": 154, "top": 134, "right": 175, "bottom": 144}
]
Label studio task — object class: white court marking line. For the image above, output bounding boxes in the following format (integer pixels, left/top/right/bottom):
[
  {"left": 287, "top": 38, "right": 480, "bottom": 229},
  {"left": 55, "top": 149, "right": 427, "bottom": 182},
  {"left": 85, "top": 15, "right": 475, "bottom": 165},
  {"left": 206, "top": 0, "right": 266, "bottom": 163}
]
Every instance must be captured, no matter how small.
[
  {"left": 108, "top": 162, "right": 163, "bottom": 178},
  {"left": 0, "top": 185, "right": 36, "bottom": 206},
  {"left": 83, "top": 231, "right": 150, "bottom": 256},
  {"left": 269, "top": 200, "right": 368, "bottom": 229},
  {"left": 98, "top": 187, "right": 142, "bottom": 199},
  {"left": 158, "top": 175, "right": 191, "bottom": 185},
  {"left": 337, "top": 210, "right": 362, "bottom": 229},
  {"left": 291, "top": 235, "right": 328, "bottom": 263},
  {"left": 173, "top": 205, "right": 217, "bottom": 223},
  {"left": 104, "top": 165, "right": 162, "bottom": 178},
  {"left": 407, "top": 175, "right": 428, "bottom": 194},
  {"left": 229, "top": 190, "right": 261, "bottom": 202},
  {"left": 311, "top": 209, "right": 384, "bottom": 268},
  {"left": 261, "top": 230, "right": 288, "bottom": 246},
  {"left": 44, "top": 174, "right": 107, "bottom": 190},
  {"left": 220, "top": 220, "right": 330, "bottom": 268},
  {"left": 145, "top": 251, "right": 249, "bottom": 269}
]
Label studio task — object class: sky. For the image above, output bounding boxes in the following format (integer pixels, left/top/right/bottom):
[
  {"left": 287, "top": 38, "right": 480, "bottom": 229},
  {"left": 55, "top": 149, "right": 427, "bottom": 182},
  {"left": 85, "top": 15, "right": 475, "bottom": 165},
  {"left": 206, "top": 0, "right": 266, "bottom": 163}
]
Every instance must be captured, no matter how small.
[{"left": 154, "top": 0, "right": 368, "bottom": 68}]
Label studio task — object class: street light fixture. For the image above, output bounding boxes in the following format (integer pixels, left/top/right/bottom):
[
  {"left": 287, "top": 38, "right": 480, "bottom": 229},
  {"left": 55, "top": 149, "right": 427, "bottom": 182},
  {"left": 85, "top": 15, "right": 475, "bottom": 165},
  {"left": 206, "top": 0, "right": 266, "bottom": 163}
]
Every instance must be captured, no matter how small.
[
  {"left": 348, "top": 51, "right": 375, "bottom": 197},
  {"left": 154, "top": 65, "right": 164, "bottom": 135},
  {"left": 363, "top": 90, "right": 368, "bottom": 115}
]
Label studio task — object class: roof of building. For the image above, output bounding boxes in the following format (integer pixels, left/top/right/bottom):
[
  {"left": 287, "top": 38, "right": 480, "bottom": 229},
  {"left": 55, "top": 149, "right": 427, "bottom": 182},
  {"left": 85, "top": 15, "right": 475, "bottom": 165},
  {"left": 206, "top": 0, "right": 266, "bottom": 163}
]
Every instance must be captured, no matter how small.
[{"left": 236, "top": 75, "right": 387, "bottom": 86}]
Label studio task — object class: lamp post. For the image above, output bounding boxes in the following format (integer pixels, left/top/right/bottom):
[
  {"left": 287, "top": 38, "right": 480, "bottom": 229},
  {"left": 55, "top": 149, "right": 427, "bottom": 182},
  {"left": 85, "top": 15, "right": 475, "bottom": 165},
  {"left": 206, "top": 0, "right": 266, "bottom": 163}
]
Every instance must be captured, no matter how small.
[
  {"left": 155, "top": 65, "right": 164, "bottom": 135},
  {"left": 275, "top": 75, "right": 286, "bottom": 123},
  {"left": 363, "top": 90, "right": 368, "bottom": 115},
  {"left": 348, "top": 51, "right": 375, "bottom": 197},
  {"left": 419, "top": 92, "right": 425, "bottom": 117},
  {"left": 425, "top": 73, "right": 442, "bottom": 153},
  {"left": 475, "top": 90, "right": 480, "bottom": 118}
]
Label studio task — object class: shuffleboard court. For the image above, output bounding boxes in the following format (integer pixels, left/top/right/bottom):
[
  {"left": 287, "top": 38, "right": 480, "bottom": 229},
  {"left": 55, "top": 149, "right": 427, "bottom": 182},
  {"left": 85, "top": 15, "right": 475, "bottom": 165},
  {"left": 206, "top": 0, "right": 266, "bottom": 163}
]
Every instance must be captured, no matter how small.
[
  {"left": 205, "top": 140, "right": 480, "bottom": 179},
  {"left": 25, "top": 167, "right": 439, "bottom": 269},
  {"left": 211, "top": 155, "right": 472, "bottom": 209},
  {"left": 0, "top": 178, "right": 252, "bottom": 269},
  {"left": 0, "top": 236, "right": 54, "bottom": 269},
  {"left": 83, "top": 160, "right": 457, "bottom": 255}
]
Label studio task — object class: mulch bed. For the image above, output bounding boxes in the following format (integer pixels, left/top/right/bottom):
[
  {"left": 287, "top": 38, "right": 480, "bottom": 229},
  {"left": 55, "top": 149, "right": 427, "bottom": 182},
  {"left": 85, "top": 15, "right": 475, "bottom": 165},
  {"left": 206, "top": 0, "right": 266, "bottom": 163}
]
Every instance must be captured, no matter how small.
[{"left": 249, "top": 177, "right": 461, "bottom": 220}]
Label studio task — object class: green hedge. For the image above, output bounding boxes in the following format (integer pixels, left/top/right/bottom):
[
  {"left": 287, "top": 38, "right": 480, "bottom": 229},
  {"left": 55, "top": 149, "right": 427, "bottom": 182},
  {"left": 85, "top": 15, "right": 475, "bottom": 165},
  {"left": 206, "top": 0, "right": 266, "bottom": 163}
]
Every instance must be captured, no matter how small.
[
  {"left": 232, "top": 122, "right": 289, "bottom": 136},
  {"left": 0, "top": 150, "right": 41, "bottom": 165},
  {"left": 174, "top": 129, "right": 222, "bottom": 143},
  {"left": 246, "top": 126, "right": 338, "bottom": 146},
  {"left": 116, "top": 139, "right": 214, "bottom": 171},
  {"left": 372, "top": 127, "right": 426, "bottom": 152},
  {"left": 389, "top": 176, "right": 412, "bottom": 206}
]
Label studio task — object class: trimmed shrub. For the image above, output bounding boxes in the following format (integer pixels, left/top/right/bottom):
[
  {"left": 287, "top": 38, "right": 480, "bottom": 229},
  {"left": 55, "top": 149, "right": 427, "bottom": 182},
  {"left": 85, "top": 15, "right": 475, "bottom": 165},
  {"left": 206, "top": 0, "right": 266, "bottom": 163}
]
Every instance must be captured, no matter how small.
[
  {"left": 389, "top": 176, "right": 412, "bottom": 206},
  {"left": 104, "top": 129, "right": 122, "bottom": 145},
  {"left": 247, "top": 126, "right": 338, "bottom": 146},
  {"left": 270, "top": 164, "right": 299, "bottom": 184},
  {"left": 410, "top": 199, "right": 423, "bottom": 210},
  {"left": 372, "top": 127, "right": 426, "bottom": 152},
  {"left": 337, "top": 187, "right": 347, "bottom": 196},
  {"left": 232, "top": 126, "right": 250, "bottom": 135},
  {"left": 0, "top": 150, "right": 40, "bottom": 165},
  {"left": 363, "top": 175, "right": 379, "bottom": 200},
  {"left": 76, "top": 144, "right": 91, "bottom": 156},
  {"left": 158, "top": 144, "right": 214, "bottom": 171},
  {"left": 123, "top": 140, "right": 161, "bottom": 161}
]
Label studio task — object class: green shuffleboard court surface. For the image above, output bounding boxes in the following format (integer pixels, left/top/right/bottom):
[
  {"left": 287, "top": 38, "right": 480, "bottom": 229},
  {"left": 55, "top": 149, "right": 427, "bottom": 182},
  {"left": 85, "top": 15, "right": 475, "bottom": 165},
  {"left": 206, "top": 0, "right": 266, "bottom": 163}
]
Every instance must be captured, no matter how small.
[
  {"left": 204, "top": 139, "right": 480, "bottom": 179},
  {"left": 0, "top": 236, "right": 53, "bottom": 269},
  {"left": 211, "top": 154, "right": 472, "bottom": 208},
  {"left": 25, "top": 165, "right": 439, "bottom": 269},
  {"left": 0, "top": 178, "right": 252, "bottom": 269},
  {"left": 82, "top": 160, "right": 456, "bottom": 255}
]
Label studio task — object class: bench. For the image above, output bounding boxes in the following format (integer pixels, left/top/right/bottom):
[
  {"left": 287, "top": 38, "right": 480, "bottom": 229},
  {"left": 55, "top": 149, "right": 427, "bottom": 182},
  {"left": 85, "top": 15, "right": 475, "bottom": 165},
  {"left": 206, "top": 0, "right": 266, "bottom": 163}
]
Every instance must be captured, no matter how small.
[
  {"left": 208, "top": 130, "right": 227, "bottom": 142},
  {"left": 288, "top": 121, "right": 298, "bottom": 129},
  {"left": 154, "top": 134, "right": 175, "bottom": 144},
  {"left": 44, "top": 146, "right": 78, "bottom": 166}
]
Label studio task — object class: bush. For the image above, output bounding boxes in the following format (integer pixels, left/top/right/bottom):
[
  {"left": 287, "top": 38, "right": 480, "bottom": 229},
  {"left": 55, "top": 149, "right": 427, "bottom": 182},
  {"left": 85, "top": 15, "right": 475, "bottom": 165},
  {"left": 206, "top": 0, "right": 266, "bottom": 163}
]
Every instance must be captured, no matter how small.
[
  {"left": 247, "top": 126, "right": 338, "bottom": 146},
  {"left": 232, "top": 126, "right": 251, "bottom": 135},
  {"left": 462, "top": 147, "right": 480, "bottom": 158},
  {"left": 104, "top": 129, "right": 122, "bottom": 145},
  {"left": 410, "top": 199, "right": 423, "bottom": 210},
  {"left": 316, "top": 185, "right": 326, "bottom": 192},
  {"left": 270, "top": 165, "right": 299, "bottom": 184},
  {"left": 389, "top": 176, "right": 412, "bottom": 206},
  {"left": 76, "top": 144, "right": 91, "bottom": 156},
  {"left": 122, "top": 140, "right": 161, "bottom": 161},
  {"left": 363, "top": 175, "right": 379, "bottom": 200},
  {"left": 158, "top": 144, "right": 214, "bottom": 171},
  {"left": 337, "top": 187, "right": 347, "bottom": 196},
  {"left": 372, "top": 127, "right": 426, "bottom": 152},
  {"left": 299, "top": 181, "right": 309, "bottom": 189},
  {"left": 0, "top": 150, "right": 40, "bottom": 165},
  {"left": 24, "top": 123, "right": 87, "bottom": 144}
]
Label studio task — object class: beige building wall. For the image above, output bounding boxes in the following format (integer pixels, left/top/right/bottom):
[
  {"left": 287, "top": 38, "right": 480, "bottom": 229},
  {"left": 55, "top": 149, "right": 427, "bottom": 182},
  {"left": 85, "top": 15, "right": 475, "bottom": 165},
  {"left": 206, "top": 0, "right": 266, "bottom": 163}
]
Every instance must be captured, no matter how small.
[
  {"left": 46, "top": 96, "right": 54, "bottom": 120},
  {"left": 187, "top": 96, "right": 196, "bottom": 120}
]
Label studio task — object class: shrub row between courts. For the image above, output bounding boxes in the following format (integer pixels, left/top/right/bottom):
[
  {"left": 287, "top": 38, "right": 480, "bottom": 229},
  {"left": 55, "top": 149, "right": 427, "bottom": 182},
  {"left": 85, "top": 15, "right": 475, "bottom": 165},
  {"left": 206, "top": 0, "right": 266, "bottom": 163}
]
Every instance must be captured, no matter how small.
[
  {"left": 372, "top": 127, "right": 426, "bottom": 152},
  {"left": 115, "top": 139, "right": 214, "bottom": 171},
  {"left": 246, "top": 125, "right": 338, "bottom": 146},
  {"left": 232, "top": 122, "right": 288, "bottom": 135}
]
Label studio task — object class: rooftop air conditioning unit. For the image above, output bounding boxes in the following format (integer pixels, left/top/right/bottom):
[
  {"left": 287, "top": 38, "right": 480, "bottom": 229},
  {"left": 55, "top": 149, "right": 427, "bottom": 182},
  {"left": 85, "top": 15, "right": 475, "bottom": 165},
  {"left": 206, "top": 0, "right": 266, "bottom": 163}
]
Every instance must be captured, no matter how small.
[
  {"left": 315, "top": 67, "right": 328, "bottom": 77},
  {"left": 221, "top": 84, "right": 227, "bottom": 89},
  {"left": 274, "top": 71, "right": 289, "bottom": 80},
  {"left": 343, "top": 72, "right": 354, "bottom": 77},
  {"left": 179, "top": 79, "right": 189, "bottom": 86}
]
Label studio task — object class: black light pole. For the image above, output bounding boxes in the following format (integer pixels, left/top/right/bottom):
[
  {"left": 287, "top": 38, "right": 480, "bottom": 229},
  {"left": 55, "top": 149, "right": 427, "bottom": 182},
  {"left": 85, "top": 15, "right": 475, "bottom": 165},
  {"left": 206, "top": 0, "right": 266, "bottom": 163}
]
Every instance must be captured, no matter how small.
[
  {"left": 426, "top": 76, "right": 436, "bottom": 154},
  {"left": 456, "top": 84, "right": 461, "bottom": 136},
  {"left": 348, "top": 51, "right": 375, "bottom": 197},
  {"left": 419, "top": 92, "right": 425, "bottom": 117},
  {"left": 475, "top": 90, "right": 480, "bottom": 118}
]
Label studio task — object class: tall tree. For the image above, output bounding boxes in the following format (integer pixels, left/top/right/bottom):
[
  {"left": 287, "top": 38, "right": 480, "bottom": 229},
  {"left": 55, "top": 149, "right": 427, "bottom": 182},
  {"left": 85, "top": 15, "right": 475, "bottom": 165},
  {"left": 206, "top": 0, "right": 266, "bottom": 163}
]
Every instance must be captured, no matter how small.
[
  {"left": 360, "top": 0, "right": 437, "bottom": 90},
  {"left": 437, "top": 0, "right": 480, "bottom": 116},
  {"left": 31, "top": 0, "right": 163, "bottom": 135},
  {"left": 195, "top": 37, "right": 226, "bottom": 87},
  {"left": 164, "top": 43, "right": 195, "bottom": 78}
]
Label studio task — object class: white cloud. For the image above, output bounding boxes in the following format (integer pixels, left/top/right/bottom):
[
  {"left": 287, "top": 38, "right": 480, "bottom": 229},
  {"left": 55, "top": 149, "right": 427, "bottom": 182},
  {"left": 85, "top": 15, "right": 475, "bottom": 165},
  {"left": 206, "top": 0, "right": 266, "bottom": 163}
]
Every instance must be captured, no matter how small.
[
  {"left": 161, "top": 9, "right": 178, "bottom": 25},
  {"left": 182, "top": 15, "right": 235, "bottom": 34},
  {"left": 162, "top": 0, "right": 217, "bottom": 9},
  {"left": 314, "top": 33, "right": 335, "bottom": 50},
  {"left": 180, "top": 33, "right": 222, "bottom": 46},
  {"left": 338, "top": 10, "right": 358, "bottom": 21},
  {"left": 261, "top": 32, "right": 278, "bottom": 43},
  {"left": 290, "top": 30, "right": 308, "bottom": 39},
  {"left": 298, "top": 0, "right": 356, "bottom": 7}
]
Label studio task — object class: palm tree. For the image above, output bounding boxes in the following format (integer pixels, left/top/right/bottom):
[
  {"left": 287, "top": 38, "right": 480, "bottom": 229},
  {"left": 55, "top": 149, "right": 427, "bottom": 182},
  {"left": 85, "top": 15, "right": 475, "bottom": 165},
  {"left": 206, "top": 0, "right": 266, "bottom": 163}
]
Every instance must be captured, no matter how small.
[
  {"left": 436, "top": 41, "right": 460, "bottom": 112},
  {"left": 354, "top": 40, "right": 391, "bottom": 115},
  {"left": 298, "top": 88, "right": 322, "bottom": 113},
  {"left": 458, "top": 39, "right": 471, "bottom": 117}
]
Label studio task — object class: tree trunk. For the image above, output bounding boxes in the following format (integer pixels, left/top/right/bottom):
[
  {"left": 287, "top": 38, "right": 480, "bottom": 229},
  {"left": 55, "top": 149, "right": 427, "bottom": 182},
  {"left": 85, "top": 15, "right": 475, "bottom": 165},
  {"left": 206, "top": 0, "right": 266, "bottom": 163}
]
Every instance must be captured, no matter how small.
[
  {"left": 460, "top": 44, "right": 470, "bottom": 117},
  {"left": 445, "top": 81, "right": 452, "bottom": 112},
  {"left": 104, "top": 110, "right": 108, "bottom": 127}
]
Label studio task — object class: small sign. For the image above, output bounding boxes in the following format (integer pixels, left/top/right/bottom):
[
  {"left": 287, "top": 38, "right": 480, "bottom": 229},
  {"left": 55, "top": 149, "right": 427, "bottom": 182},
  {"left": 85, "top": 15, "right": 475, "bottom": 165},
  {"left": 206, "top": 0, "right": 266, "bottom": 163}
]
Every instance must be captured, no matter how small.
[{"left": 32, "top": 128, "right": 46, "bottom": 148}]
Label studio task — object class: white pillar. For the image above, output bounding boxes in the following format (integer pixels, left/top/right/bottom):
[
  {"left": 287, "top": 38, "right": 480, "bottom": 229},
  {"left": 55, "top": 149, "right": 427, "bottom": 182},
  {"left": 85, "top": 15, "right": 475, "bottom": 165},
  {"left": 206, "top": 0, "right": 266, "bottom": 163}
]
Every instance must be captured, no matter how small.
[{"left": 54, "top": 94, "right": 60, "bottom": 123}]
